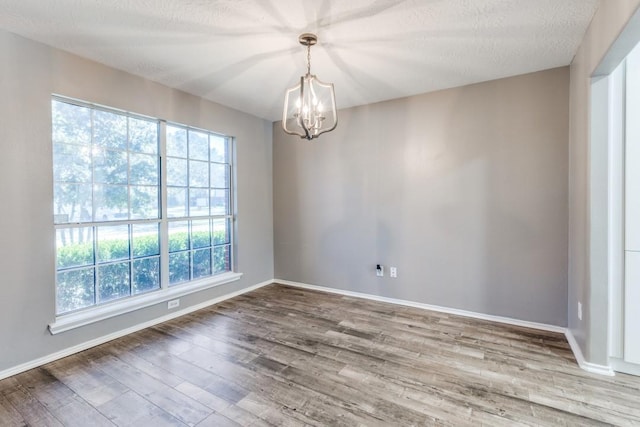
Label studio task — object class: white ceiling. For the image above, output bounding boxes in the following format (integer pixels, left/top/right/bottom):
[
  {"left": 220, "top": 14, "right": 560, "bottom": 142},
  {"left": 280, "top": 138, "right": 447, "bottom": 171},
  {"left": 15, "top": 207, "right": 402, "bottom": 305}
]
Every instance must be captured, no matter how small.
[{"left": 0, "top": 0, "right": 599, "bottom": 121}]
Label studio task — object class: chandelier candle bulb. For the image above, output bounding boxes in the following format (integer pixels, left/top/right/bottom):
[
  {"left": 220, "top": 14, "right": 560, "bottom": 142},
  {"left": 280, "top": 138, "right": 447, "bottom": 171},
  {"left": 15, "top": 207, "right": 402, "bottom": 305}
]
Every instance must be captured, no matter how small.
[{"left": 282, "top": 33, "right": 338, "bottom": 140}]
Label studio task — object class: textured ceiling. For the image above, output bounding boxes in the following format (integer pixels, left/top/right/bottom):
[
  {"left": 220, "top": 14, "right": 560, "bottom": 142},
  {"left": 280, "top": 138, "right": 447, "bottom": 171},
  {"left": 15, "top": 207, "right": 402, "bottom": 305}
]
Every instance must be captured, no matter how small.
[{"left": 0, "top": 0, "right": 599, "bottom": 121}]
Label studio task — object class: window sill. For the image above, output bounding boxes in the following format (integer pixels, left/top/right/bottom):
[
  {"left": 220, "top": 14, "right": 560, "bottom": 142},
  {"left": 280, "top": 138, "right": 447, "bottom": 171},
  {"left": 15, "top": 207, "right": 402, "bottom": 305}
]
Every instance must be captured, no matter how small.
[{"left": 49, "top": 272, "right": 243, "bottom": 335}]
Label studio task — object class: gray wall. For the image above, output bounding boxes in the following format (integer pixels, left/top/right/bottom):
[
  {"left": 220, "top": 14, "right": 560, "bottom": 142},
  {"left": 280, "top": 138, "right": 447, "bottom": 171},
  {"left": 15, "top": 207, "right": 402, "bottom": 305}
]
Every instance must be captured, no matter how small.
[
  {"left": 0, "top": 31, "right": 273, "bottom": 372},
  {"left": 274, "top": 68, "right": 569, "bottom": 326},
  {"left": 568, "top": 0, "right": 640, "bottom": 365}
]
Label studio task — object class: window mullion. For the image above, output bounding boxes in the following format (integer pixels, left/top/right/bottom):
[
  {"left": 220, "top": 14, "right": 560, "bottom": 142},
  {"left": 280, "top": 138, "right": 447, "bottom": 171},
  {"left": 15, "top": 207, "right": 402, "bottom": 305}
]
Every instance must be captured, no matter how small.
[
  {"left": 91, "top": 110, "right": 99, "bottom": 306},
  {"left": 93, "top": 226, "right": 100, "bottom": 306},
  {"left": 229, "top": 137, "right": 236, "bottom": 272},
  {"left": 126, "top": 117, "right": 133, "bottom": 298},
  {"left": 160, "top": 121, "right": 169, "bottom": 290},
  {"left": 128, "top": 224, "right": 133, "bottom": 297}
]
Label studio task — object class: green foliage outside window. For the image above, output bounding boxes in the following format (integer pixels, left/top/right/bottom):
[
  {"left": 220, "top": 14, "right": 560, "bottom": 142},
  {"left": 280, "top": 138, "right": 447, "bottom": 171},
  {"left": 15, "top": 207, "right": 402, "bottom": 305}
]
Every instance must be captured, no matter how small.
[
  {"left": 57, "top": 230, "right": 229, "bottom": 313},
  {"left": 53, "top": 98, "right": 233, "bottom": 315}
]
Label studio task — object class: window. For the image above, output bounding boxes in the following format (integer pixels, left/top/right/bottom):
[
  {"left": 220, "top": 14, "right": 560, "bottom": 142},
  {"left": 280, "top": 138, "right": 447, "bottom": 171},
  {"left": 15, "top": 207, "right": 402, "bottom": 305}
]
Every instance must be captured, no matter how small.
[
  {"left": 52, "top": 97, "right": 234, "bottom": 316},
  {"left": 165, "top": 125, "right": 232, "bottom": 285}
]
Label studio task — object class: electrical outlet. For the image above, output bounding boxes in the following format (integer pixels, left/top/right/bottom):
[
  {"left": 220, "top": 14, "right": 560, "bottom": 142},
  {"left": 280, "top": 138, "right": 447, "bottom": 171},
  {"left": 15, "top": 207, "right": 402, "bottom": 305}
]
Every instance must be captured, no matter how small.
[
  {"left": 168, "top": 299, "right": 180, "bottom": 310},
  {"left": 390, "top": 267, "right": 397, "bottom": 278},
  {"left": 376, "top": 264, "right": 384, "bottom": 277},
  {"left": 578, "top": 301, "right": 582, "bottom": 320}
]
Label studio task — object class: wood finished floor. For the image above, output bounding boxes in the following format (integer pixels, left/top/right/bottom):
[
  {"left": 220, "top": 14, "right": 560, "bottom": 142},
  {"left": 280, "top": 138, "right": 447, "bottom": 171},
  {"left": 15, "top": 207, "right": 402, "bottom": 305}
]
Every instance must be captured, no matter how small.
[{"left": 1, "top": 284, "right": 640, "bottom": 426}]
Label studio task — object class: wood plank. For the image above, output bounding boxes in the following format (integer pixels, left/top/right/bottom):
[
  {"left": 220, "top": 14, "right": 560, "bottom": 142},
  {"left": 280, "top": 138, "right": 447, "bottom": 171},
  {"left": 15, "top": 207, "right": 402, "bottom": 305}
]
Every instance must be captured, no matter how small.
[
  {"left": 4, "top": 386, "right": 64, "bottom": 427},
  {"left": 195, "top": 411, "right": 242, "bottom": 427},
  {"left": 1, "top": 283, "right": 640, "bottom": 426},
  {"left": 47, "top": 395, "right": 115, "bottom": 427},
  {"left": 97, "top": 390, "right": 185, "bottom": 427}
]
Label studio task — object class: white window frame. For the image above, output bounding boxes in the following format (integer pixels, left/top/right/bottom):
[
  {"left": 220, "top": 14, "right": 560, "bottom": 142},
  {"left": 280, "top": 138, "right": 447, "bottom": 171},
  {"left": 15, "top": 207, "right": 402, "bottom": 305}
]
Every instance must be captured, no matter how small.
[
  {"left": 163, "top": 122, "right": 235, "bottom": 287},
  {"left": 49, "top": 96, "right": 241, "bottom": 334}
]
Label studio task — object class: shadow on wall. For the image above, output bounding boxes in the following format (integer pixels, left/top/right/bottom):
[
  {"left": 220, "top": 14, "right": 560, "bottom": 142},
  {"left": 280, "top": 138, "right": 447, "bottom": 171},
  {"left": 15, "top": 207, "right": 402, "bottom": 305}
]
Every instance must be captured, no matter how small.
[{"left": 274, "top": 69, "right": 568, "bottom": 326}]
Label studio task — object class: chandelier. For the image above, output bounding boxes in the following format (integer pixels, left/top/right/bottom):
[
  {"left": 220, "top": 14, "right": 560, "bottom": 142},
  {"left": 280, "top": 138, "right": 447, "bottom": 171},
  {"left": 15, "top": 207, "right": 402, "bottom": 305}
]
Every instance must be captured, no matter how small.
[{"left": 282, "top": 33, "right": 337, "bottom": 140}]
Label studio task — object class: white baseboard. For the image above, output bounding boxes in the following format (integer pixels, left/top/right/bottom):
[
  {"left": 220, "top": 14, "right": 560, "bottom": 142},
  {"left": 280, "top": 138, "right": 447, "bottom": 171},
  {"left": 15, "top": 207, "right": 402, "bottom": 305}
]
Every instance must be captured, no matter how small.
[
  {"left": 277, "top": 279, "right": 618, "bottom": 377},
  {"left": 610, "top": 357, "right": 640, "bottom": 376},
  {"left": 0, "top": 279, "right": 274, "bottom": 381},
  {"left": 2, "top": 278, "right": 617, "bottom": 381},
  {"left": 276, "top": 279, "right": 566, "bottom": 334},
  {"left": 565, "top": 330, "right": 615, "bottom": 376}
]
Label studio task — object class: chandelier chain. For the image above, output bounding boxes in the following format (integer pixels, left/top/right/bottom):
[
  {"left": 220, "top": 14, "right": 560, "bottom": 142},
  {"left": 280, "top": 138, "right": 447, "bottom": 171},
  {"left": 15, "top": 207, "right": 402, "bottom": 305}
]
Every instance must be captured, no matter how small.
[{"left": 306, "top": 44, "right": 311, "bottom": 75}]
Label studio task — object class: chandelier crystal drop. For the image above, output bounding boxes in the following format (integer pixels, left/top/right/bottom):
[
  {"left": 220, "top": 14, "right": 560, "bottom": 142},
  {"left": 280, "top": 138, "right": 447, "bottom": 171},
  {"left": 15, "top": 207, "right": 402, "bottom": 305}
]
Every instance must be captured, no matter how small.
[{"left": 282, "top": 33, "right": 337, "bottom": 140}]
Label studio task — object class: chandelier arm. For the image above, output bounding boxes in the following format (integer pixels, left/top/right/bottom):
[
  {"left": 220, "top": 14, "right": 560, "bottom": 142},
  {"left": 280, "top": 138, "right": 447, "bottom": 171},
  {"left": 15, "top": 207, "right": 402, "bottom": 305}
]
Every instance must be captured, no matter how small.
[{"left": 298, "top": 76, "right": 312, "bottom": 140}]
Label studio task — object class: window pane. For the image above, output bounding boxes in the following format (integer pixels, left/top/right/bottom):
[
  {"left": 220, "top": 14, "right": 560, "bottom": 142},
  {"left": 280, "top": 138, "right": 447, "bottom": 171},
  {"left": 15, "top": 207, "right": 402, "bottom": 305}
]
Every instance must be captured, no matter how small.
[
  {"left": 210, "top": 163, "right": 229, "bottom": 189},
  {"left": 129, "top": 118, "right": 158, "bottom": 154},
  {"left": 130, "top": 153, "right": 158, "bottom": 185},
  {"left": 189, "top": 130, "right": 209, "bottom": 160},
  {"left": 93, "top": 110, "right": 127, "bottom": 150},
  {"left": 167, "top": 158, "right": 188, "bottom": 186},
  {"left": 57, "top": 268, "right": 95, "bottom": 313},
  {"left": 94, "top": 185, "right": 129, "bottom": 221},
  {"left": 210, "top": 188, "right": 229, "bottom": 215},
  {"left": 167, "top": 126, "right": 187, "bottom": 158},
  {"left": 169, "top": 252, "right": 190, "bottom": 285},
  {"left": 213, "top": 245, "right": 231, "bottom": 274},
  {"left": 191, "top": 219, "right": 211, "bottom": 249},
  {"left": 212, "top": 219, "right": 230, "bottom": 245},
  {"left": 57, "top": 228, "right": 94, "bottom": 269},
  {"left": 169, "top": 221, "right": 189, "bottom": 252},
  {"left": 52, "top": 100, "right": 91, "bottom": 145},
  {"left": 210, "top": 135, "right": 227, "bottom": 163},
  {"left": 193, "top": 248, "right": 211, "bottom": 279},
  {"left": 93, "top": 148, "right": 128, "bottom": 185},
  {"left": 189, "top": 188, "right": 209, "bottom": 216},
  {"left": 54, "top": 183, "right": 93, "bottom": 223},
  {"left": 53, "top": 143, "right": 91, "bottom": 183},
  {"left": 167, "top": 187, "right": 188, "bottom": 218},
  {"left": 98, "top": 262, "right": 131, "bottom": 302},
  {"left": 97, "top": 224, "right": 130, "bottom": 262},
  {"left": 130, "top": 185, "right": 159, "bottom": 220},
  {"left": 132, "top": 223, "right": 159, "bottom": 258},
  {"left": 133, "top": 257, "right": 160, "bottom": 294},
  {"left": 189, "top": 160, "right": 209, "bottom": 187}
]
